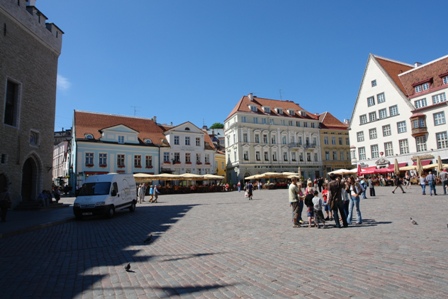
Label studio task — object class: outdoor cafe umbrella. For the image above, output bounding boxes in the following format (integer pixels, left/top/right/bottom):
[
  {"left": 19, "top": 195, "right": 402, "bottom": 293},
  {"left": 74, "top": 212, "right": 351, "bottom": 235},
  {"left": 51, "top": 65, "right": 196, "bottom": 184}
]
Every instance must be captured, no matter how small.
[
  {"left": 203, "top": 174, "right": 224, "bottom": 180},
  {"left": 178, "top": 173, "right": 204, "bottom": 180},
  {"left": 437, "top": 155, "right": 443, "bottom": 171},
  {"left": 394, "top": 159, "right": 400, "bottom": 175},
  {"left": 133, "top": 173, "right": 155, "bottom": 183},
  {"left": 416, "top": 156, "right": 423, "bottom": 176},
  {"left": 245, "top": 174, "right": 264, "bottom": 180},
  {"left": 328, "top": 169, "right": 351, "bottom": 175}
]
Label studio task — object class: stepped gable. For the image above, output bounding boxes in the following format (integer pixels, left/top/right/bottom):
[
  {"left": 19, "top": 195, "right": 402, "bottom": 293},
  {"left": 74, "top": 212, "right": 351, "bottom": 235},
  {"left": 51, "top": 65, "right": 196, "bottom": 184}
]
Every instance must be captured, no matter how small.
[{"left": 74, "top": 111, "right": 166, "bottom": 146}]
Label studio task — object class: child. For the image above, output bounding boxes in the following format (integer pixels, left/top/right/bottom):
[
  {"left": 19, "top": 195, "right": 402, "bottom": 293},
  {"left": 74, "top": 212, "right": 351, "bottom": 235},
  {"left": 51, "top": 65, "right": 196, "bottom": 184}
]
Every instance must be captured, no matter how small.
[
  {"left": 304, "top": 188, "right": 315, "bottom": 228},
  {"left": 312, "top": 191, "right": 326, "bottom": 228},
  {"left": 321, "top": 184, "right": 332, "bottom": 221}
]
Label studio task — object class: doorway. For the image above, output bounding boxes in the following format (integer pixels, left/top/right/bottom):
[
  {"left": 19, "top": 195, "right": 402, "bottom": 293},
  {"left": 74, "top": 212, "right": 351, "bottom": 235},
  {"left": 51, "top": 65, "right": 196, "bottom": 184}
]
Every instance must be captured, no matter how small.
[{"left": 21, "top": 157, "right": 39, "bottom": 201}]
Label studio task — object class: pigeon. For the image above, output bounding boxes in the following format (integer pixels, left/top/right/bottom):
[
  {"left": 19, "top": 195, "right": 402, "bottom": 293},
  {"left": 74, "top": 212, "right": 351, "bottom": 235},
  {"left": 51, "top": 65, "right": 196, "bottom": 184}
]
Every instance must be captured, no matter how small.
[
  {"left": 143, "top": 234, "right": 153, "bottom": 244},
  {"left": 125, "top": 263, "right": 131, "bottom": 271},
  {"left": 410, "top": 217, "right": 418, "bottom": 225}
]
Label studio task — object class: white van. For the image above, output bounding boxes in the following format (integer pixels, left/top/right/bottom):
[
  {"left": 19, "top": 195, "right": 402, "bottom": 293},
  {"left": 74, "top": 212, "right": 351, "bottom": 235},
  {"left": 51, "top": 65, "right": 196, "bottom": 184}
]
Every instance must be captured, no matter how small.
[{"left": 73, "top": 173, "right": 137, "bottom": 219}]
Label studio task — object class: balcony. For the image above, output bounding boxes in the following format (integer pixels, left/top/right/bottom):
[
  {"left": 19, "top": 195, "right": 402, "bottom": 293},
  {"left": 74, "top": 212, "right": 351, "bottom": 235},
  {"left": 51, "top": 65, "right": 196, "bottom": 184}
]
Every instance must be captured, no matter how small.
[
  {"left": 411, "top": 126, "right": 428, "bottom": 137},
  {"left": 288, "top": 142, "right": 303, "bottom": 148},
  {"left": 304, "top": 143, "right": 317, "bottom": 149}
]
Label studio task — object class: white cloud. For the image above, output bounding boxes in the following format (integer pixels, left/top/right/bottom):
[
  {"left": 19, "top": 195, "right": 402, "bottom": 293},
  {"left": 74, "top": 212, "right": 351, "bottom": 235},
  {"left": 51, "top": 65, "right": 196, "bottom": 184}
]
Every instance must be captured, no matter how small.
[{"left": 57, "top": 74, "right": 71, "bottom": 91}]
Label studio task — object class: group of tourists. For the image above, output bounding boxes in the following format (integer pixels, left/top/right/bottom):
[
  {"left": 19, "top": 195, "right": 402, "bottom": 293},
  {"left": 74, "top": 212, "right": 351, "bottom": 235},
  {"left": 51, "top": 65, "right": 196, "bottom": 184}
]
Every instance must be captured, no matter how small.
[
  {"left": 288, "top": 173, "right": 363, "bottom": 228},
  {"left": 137, "top": 183, "right": 160, "bottom": 203},
  {"left": 418, "top": 168, "right": 448, "bottom": 196}
]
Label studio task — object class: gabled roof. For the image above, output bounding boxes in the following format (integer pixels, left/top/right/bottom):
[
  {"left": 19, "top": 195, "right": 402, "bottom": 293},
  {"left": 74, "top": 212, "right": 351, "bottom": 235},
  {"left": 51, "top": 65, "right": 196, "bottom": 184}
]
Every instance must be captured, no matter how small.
[
  {"left": 398, "top": 55, "right": 448, "bottom": 98},
  {"left": 225, "top": 94, "right": 314, "bottom": 121},
  {"left": 74, "top": 110, "right": 166, "bottom": 146},
  {"left": 318, "top": 112, "right": 348, "bottom": 130},
  {"left": 374, "top": 55, "right": 414, "bottom": 95}
]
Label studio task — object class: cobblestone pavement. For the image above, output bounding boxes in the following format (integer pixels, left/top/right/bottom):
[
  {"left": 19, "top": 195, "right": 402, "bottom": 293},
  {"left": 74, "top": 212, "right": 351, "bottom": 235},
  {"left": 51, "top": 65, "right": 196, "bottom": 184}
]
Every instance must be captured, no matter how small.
[{"left": 0, "top": 185, "right": 447, "bottom": 298}]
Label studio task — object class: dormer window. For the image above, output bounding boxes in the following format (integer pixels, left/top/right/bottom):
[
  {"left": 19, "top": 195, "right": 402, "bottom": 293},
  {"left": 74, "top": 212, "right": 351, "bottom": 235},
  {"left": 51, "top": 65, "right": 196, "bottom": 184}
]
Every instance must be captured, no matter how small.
[
  {"left": 275, "top": 108, "right": 283, "bottom": 114},
  {"left": 288, "top": 109, "right": 295, "bottom": 116},
  {"left": 144, "top": 138, "right": 152, "bottom": 144},
  {"left": 414, "top": 82, "right": 430, "bottom": 93},
  {"left": 263, "top": 106, "right": 271, "bottom": 113},
  {"left": 249, "top": 105, "right": 257, "bottom": 112},
  {"left": 85, "top": 133, "right": 94, "bottom": 140},
  {"left": 442, "top": 75, "right": 448, "bottom": 85}
]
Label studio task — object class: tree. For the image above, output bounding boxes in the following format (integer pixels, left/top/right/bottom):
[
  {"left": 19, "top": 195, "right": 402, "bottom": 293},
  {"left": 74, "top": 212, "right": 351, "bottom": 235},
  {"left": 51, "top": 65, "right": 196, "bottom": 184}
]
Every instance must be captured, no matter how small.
[{"left": 210, "top": 122, "right": 224, "bottom": 129}]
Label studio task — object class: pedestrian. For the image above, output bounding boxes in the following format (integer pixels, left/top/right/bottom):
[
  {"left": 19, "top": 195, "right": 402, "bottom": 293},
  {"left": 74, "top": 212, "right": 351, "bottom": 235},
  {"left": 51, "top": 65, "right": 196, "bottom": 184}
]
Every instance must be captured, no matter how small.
[
  {"left": 152, "top": 184, "right": 160, "bottom": 203},
  {"left": 304, "top": 187, "right": 315, "bottom": 228},
  {"left": 440, "top": 168, "right": 448, "bottom": 195},
  {"left": 347, "top": 176, "right": 362, "bottom": 225},
  {"left": 419, "top": 174, "right": 426, "bottom": 195},
  {"left": 0, "top": 186, "right": 12, "bottom": 222},
  {"left": 148, "top": 185, "right": 154, "bottom": 202},
  {"left": 138, "top": 184, "right": 145, "bottom": 204},
  {"left": 246, "top": 181, "right": 253, "bottom": 200},
  {"left": 237, "top": 181, "right": 241, "bottom": 192},
  {"left": 327, "top": 173, "right": 348, "bottom": 228},
  {"left": 392, "top": 175, "right": 406, "bottom": 194},
  {"left": 288, "top": 177, "right": 301, "bottom": 228},
  {"left": 425, "top": 171, "right": 437, "bottom": 196},
  {"left": 359, "top": 177, "right": 368, "bottom": 199},
  {"left": 322, "top": 183, "right": 332, "bottom": 221},
  {"left": 312, "top": 190, "right": 326, "bottom": 228},
  {"left": 368, "top": 177, "right": 375, "bottom": 197},
  {"left": 341, "top": 178, "right": 350, "bottom": 221}
]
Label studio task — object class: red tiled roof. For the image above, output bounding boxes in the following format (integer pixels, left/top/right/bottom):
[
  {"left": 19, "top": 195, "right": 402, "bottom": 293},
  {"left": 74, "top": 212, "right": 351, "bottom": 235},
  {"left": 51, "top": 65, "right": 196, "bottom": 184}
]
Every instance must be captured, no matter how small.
[
  {"left": 398, "top": 55, "right": 448, "bottom": 98},
  {"left": 375, "top": 56, "right": 414, "bottom": 96},
  {"left": 74, "top": 111, "right": 167, "bottom": 146},
  {"left": 225, "top": 95, "right": 313, "bottom": 121},
  {"left": 318, "top": 111, "right": 348, "bottom": 130}
]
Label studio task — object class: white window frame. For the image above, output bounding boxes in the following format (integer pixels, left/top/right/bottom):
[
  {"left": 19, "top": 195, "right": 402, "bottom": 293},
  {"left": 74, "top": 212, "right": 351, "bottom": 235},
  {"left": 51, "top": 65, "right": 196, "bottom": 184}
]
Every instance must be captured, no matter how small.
[
  {"left": 433, "top": 111, "right": 446, "bottom": 126},
  {"left": 357, "top": 131, "right": 364, "bottom": 142},
  {"left": 371, "top": 144, "right": 379, "bottom": 159},
  {"left": 369, "top": 128, "right": 377, "bottom": 140},
  {"left": 436, "top": 132, "right": 448, "bottom": 149},
  {"left": 389, "top": 105, "right": 398, "bottom": 116},
  {"left": 382, "top": 125, "right": 391, "bottom": 137},
  {"left": 397, "top": 121, "right": 407, "bottom": 134},
  {"left": 378, "top": 108, "right": 387, "bottom": 119},
  {"left": 377, "top": 92, "right": 386, "bottom": 103},
  {"left": 384, "top": 142, "right": 394, "bottom": 156},
  {"left": 432, "top": 93, "right": 446, "bottom": 104},
  {"left": 399, "top": 139, "right": 409, "bottom": 155}
]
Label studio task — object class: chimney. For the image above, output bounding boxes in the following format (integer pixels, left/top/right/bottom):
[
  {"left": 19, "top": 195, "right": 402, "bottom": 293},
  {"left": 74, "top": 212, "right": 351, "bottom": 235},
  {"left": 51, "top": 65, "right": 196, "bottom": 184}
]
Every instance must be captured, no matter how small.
[
  {"left": 152, "top": 116, "right": 157, "bottom": 123},
  {"left": 414, "top": 62, "right": 422, "bottom": 68},
  {"left": 248, "top": 93, "right": 254, "bottom": 101},
  {"left": 26, "top": 0, "right": 36, "bottom": 6}
]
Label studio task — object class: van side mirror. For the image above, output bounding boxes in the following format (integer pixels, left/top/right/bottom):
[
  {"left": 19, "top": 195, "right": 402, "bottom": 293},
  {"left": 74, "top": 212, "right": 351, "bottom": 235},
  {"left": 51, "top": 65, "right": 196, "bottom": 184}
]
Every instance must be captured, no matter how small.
[{"left": 111, "top": 190, "right": 117, "bottom": 196}]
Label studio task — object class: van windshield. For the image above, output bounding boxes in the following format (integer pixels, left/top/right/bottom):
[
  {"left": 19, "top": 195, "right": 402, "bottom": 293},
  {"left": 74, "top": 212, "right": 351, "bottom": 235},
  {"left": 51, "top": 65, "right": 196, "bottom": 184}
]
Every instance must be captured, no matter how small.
[{"left": 79, "top": 182, "right": 111, "bottom": 196}]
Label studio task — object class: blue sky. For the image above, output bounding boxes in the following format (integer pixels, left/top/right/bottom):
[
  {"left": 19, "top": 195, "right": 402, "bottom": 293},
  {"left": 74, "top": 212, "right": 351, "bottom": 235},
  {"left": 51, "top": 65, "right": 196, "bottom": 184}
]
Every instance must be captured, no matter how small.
[{"left": 37, "top": 0, "right": 448, "bottom": 131}]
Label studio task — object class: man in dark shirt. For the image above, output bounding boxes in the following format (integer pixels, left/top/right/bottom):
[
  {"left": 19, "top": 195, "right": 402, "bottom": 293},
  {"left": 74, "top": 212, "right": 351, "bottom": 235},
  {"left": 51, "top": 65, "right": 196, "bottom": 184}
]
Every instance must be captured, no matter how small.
[{"left": 327, "top": 173, "right": 348, "bottom": 228}]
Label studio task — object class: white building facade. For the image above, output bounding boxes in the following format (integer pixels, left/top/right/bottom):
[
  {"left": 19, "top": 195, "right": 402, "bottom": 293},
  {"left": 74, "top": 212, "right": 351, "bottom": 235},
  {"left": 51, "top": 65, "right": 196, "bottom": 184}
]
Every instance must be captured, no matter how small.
[
  {"left": 225, "top": 94, "right": 322, "bottom": 184},
  {"left": 160, "top": 122, "right": 216, "bottom": 175},
  {"left": 349, "top": 54, "right": 448, "bottom": 168}
]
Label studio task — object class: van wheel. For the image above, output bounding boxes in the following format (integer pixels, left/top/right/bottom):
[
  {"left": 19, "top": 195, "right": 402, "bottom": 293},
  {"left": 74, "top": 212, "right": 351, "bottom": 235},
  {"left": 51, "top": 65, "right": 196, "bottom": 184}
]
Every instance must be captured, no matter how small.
[
  {"left": 74, "top": 212, "right": 82, "bottom": 220},
  {"left": 129, "top": 201, "right": 136, "bottom": 212},
  {"left": 106, "top": 205, "right": 115, "bottom": 218}
]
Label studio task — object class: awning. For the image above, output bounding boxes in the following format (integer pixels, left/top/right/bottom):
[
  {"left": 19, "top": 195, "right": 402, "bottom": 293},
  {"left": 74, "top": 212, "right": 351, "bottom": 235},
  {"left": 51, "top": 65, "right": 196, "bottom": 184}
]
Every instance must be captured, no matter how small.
[
  {"left": 413, "top": 159, "right": 432, "bottom": 166},
  {"left": 387, "top": 162, "right": 407, "bottom": 169}
]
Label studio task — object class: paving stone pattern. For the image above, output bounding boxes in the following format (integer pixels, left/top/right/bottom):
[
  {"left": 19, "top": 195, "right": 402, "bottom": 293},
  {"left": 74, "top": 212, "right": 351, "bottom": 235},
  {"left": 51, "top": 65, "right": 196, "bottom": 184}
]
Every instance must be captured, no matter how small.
[{"left": 0, "top": 186, "right": 447, "bottom": 298}]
